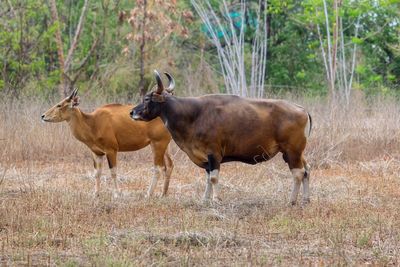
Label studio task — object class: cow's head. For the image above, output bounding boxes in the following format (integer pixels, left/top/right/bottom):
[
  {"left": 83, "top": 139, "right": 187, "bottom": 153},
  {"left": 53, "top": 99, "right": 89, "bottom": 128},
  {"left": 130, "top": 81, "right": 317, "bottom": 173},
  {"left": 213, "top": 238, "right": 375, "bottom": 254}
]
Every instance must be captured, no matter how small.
[
  {"left": 130, "top": 70, "right": 174, "bottom": 121},
  {"left": 41, "top": 88, "right": 80, "bottom": 122}
]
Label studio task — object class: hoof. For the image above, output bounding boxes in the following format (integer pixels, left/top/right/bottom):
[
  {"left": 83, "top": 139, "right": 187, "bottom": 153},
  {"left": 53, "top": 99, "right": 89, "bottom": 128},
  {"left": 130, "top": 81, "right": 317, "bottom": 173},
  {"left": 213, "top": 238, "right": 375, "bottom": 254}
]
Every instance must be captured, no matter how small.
[
  {"left": 288, "top": 201, "right": 297, "bottom": 206},
  {"left": 212, "top": 197, "right": 222, "bottom": 202},
  {"left": 93, "top": 191, "right": 100, "bottom": 198},
  {"left": 202, "top": 197, "right": 211, "bottom": 204},
  {"left": 112, "top": 190, "right": 121, "bottom": 199},
  {"left": 203, "top": 194, "right": 211, "bottom": 201},
  {"left": 301, "top": 198, "right": 310, "bottom": 206}
]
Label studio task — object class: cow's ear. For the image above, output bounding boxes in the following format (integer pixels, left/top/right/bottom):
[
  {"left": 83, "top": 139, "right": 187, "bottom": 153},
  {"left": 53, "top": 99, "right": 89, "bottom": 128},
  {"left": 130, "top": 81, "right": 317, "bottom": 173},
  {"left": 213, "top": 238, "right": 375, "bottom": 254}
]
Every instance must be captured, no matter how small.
[
  {"left": 151, "top": 94, "right": 165, "bottom": 103},
  {"left": 71, "top": 97, "right": 80, "bottom": 107}
]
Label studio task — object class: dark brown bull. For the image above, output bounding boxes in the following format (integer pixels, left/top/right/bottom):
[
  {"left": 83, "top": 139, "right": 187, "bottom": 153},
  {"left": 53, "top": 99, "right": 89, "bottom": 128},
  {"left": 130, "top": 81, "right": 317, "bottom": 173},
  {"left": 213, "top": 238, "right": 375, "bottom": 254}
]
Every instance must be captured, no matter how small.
[{"left": 130, "top": 71, "right": 312, "bottom": 205}]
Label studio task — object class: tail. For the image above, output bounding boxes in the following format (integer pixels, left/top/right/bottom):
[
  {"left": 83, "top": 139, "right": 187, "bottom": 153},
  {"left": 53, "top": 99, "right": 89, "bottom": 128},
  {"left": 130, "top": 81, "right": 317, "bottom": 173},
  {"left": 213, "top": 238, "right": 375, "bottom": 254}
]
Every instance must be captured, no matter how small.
[{"left": 305, "top": 112, "right": 312, "bottom": 137}]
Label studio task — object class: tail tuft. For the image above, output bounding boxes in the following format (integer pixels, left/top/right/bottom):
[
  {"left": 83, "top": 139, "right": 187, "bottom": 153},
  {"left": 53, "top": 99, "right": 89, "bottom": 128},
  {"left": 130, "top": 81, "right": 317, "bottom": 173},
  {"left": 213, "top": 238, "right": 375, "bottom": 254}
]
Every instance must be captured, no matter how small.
[{"left": 305, "top": 113, "right": 312, "bottom": 137}]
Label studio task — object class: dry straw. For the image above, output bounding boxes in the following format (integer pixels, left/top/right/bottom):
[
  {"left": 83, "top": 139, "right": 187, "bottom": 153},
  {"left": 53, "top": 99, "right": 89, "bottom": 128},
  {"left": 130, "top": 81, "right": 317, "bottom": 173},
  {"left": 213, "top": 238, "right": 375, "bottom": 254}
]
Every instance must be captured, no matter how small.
[{"left": 0, "top": 93, "right": 399, "bottom": 265}]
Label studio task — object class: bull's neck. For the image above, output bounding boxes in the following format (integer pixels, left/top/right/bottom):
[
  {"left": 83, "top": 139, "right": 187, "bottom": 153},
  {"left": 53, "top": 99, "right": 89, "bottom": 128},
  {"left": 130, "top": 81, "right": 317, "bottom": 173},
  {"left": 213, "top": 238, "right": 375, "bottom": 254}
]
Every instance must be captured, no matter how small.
[
  {"left": 67, "top": 108, "right": 93, "bottom": 142},
  {"left": 160, "top": 97, "right": 199, "bottom": 139}
]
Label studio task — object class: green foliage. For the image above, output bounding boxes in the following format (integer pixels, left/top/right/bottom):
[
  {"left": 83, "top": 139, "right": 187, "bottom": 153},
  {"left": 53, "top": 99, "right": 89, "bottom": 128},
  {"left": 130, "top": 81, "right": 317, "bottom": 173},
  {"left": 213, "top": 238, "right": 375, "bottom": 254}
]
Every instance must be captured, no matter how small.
[
  {"left": 0, "top": 0, "right": 58, "bottom": 96},
  {"left": 0, "top": 0, "right": 399, "bottom": 98}
]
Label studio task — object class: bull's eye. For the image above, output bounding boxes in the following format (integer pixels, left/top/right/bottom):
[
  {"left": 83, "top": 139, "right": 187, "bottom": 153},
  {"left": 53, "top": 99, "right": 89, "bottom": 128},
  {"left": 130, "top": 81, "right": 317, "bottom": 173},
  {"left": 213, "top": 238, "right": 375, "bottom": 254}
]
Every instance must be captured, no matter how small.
[
  {"left": 144, "top": 97, "right": 150, "bottom": 102},
  {"left": 57, "top": 104, "right": 62, "bottom": 108}
]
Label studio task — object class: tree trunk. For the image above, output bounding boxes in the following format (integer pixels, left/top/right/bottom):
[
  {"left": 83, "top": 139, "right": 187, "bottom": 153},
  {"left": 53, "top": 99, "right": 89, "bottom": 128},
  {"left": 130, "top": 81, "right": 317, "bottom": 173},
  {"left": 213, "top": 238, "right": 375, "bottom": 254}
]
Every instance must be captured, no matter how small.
[
  {"left": 330, "top": 0, "right": 339, "bottom": 102},
  {"left": 64, "top": 0, "right": 90, "bottom": 72},
  {"left": 138, "top": 0, "right": 148, "bottom": 99},
  {"left": 49, "top": 0, "right": 66, "bottom": 97}
]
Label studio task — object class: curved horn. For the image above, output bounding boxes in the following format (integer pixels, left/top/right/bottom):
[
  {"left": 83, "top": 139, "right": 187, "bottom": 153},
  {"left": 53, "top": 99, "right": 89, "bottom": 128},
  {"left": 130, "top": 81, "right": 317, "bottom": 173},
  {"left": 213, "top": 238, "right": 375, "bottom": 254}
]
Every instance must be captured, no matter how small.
[
  {"left": 164, "top": 72, "right": 175, "bottom": 93},
  {"left": 67, "top": 88, "right": 79, "bottom": 100},
  {"left": 154, "top": 70, "right": 164, "bottom": 94}
]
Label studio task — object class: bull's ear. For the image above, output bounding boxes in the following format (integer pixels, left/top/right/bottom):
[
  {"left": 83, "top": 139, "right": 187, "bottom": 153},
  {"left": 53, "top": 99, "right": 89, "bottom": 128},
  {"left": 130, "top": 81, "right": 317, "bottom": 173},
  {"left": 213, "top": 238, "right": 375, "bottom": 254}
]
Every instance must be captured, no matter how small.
[{"left": 151, "top": 94, "right": 165, "bottom": 103}]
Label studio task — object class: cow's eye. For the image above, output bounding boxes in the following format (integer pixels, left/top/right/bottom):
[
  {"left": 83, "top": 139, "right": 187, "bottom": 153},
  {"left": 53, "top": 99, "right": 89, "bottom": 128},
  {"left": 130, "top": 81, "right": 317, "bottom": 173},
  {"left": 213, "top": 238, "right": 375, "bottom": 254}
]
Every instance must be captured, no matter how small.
[{"left": 57, "top": 104, "right": 62, "bottom": 108}]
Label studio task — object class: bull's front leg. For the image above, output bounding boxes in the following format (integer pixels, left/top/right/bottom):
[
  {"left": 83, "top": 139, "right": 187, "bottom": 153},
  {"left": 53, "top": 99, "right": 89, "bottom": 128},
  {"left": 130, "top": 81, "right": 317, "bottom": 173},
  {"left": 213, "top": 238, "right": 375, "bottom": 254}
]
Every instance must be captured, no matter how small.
[
  {"left": 209, "top": 169, "right": 221, "bottom": 201},
  {"left": 206, "top": 155, "right": 221, "bottom": 201},
  {"left": 203, "top": 170, "right": 213, "bottom": 200}
]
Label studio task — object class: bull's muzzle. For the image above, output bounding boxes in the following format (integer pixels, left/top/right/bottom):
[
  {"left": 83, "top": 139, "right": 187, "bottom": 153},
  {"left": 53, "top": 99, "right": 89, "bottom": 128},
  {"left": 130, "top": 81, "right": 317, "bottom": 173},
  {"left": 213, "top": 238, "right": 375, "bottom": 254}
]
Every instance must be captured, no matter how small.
[{"left": 130, "top": 109, "right": 141, "bottom": 121}]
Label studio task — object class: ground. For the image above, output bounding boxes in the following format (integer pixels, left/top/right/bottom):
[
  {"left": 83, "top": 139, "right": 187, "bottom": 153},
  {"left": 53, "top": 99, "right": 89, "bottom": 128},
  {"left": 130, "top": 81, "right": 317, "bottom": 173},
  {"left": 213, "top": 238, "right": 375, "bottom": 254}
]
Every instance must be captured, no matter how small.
[
  {"left": 1, "top": 146, "right": 399, "bottom": 266},
  {"left": 1, "top": 98, "right": 400, "bottom": 265}
]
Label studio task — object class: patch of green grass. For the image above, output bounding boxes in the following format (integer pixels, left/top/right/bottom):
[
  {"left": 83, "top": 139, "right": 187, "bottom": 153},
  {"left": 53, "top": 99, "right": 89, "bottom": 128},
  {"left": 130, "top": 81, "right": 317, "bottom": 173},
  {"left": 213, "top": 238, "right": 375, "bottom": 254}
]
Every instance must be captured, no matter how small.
[
  {"left": 62, "top": 258, "right": 80, "bottom": 267},
  {"left": 357, "top": 229, "right": 372, "bottom": 248}
]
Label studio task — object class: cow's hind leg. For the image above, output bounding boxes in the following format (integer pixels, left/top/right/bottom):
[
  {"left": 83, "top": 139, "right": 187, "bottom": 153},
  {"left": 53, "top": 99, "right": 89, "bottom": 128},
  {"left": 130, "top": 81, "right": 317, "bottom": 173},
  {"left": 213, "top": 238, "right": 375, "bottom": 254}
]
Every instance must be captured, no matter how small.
[
  {"left": 148, "top": 141, "right": 170, "bottom": 197},
  {"left": 163, "top": 151, "right": 174, "bottom": 196},
  {"left": 92, "top": 152, "right": 104, "bottom": 197},
  {"left": 106, "top": 151, "right": 120, "bottom": 198}
]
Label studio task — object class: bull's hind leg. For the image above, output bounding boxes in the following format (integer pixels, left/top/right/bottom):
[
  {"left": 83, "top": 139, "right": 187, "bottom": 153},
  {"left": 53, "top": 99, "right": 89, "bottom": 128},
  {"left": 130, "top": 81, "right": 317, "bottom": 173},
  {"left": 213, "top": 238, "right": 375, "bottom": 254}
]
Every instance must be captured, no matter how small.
[
  {"left": 302, "top": 159, "right": 311, "bottom": 205},
  {"left": 283, "top": 151, "right": 307, "bottom": 205}
]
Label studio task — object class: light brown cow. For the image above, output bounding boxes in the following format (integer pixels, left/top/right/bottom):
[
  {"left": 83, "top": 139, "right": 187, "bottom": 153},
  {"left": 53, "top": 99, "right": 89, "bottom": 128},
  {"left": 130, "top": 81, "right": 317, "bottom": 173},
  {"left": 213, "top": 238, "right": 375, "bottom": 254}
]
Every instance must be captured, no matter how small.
[
  {"left": 131, "top": 71, "right": 312, "bottom": 205},
  {"left": 42, "top": 88, "right": 173, "bottom": 198}
]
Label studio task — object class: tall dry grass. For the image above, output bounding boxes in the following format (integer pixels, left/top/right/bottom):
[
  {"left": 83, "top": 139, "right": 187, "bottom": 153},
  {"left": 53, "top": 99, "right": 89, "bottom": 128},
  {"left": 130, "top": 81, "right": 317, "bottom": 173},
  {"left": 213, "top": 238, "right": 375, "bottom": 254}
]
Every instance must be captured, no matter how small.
[
  {"left": 1, "top": 92, "right": 400, "bottom": 265},
  {"left": 303, "top": 91, "right": 400, "bottom": 166},
  {"left": 1, "top": 91, "right": 399, "bottom": 167}
]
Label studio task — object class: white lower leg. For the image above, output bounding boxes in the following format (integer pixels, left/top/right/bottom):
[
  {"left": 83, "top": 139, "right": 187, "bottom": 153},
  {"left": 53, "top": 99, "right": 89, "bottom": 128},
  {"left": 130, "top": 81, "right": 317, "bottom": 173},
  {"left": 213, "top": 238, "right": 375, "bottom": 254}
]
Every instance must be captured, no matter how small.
[
  {"left": 290, "top": 168, "right": 305, "bottom": 205},
  {"left": 110, "top": 167, "right": 120, "bottom": 197},
  {"left": 147, "top": 166, "right": 161, "bottom": 197},
  {"left": 93, "top": 154, "right": 103, "bottom": 197},
  {"left": 210, "top": 169, "right": 220, "bottom": 201},
  {"left": 162, "top": 168, "right": 169, "bottom": 196},
  {"left": 203, "top": 171, "right": 212, "bottom": 200}
]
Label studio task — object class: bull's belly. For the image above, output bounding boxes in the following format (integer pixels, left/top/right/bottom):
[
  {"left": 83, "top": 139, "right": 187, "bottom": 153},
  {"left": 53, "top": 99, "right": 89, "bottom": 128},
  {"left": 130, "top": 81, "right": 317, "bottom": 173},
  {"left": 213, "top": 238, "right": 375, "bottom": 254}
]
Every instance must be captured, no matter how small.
[
  {"left": 178, "top": 140, "right": 281, "bottom": 168},
  {"left": 183, "top": 148, "right": 280, "bottom": 169},
  {"left": 222, "top": 143, "right": 280, "bottom": 165},
  {"left": 222, "top": 152, "right": 278, "bottom": 165}
]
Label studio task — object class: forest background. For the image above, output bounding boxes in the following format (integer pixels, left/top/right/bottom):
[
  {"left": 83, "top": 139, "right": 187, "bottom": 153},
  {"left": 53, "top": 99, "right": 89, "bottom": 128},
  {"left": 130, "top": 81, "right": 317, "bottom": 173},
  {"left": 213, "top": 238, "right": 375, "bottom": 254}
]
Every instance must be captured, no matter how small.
[{"left": 1, "top": 0, "right": 399, "bottom": 102}]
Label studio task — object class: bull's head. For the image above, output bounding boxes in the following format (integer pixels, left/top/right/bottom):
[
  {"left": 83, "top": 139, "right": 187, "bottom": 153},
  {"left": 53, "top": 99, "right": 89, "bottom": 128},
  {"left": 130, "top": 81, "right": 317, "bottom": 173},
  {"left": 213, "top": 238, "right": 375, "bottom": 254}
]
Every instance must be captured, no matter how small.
[
  {"left": 130, "top": 70, "right": 174, "bottom": 121},
  {"left": 41, "top": 88, "right": 80, "bottom": 122}
]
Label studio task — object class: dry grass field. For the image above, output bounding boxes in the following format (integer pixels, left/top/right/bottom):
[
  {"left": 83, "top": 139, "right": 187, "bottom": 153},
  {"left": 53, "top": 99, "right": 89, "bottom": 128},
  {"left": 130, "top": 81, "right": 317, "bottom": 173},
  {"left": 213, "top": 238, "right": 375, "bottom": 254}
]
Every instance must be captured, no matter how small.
[{"left": 1, "top": 94, "right": 400, "bottom": 266}]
